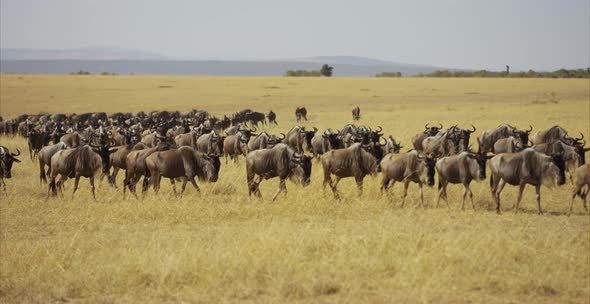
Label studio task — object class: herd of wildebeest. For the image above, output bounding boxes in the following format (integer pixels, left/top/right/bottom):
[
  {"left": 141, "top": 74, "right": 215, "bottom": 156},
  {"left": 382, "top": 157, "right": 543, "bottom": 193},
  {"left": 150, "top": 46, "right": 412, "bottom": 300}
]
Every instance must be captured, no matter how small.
[{"left": 0, "top": 106, "right": 588, "bottom": 215}]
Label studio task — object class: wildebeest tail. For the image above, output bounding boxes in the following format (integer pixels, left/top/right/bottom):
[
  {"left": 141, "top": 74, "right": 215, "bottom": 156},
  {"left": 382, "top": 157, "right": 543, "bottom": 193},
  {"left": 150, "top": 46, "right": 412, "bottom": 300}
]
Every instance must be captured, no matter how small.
[{"left": 489, "top": 173, "right": 493, "bottom": 188}]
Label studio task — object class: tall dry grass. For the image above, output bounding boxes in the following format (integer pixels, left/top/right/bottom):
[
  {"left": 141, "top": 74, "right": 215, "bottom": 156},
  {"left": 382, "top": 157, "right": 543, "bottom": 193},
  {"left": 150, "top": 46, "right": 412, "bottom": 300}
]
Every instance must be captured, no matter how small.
[{"left": 0, "top": 75, "right": 589, "bottom": 303}]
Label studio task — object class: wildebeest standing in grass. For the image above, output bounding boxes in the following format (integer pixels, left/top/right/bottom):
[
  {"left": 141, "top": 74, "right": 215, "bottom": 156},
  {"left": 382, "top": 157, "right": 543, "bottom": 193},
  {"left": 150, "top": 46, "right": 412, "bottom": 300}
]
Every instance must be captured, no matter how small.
[
  {"left": 570, "top": 164, "right": 589, "bottom": 214},
  {"left": 412, "top": 123, "right": 442, "bottom": 151},
  {"left": 530, "top": 125, "right": 583, "bottom": 146},
  {"left": 47, "top": 145, "right": 102, "bottom": 199},
  {"left": 246, "top": 143, "right": 312, "bottom": 201},
  {"left": 435, "top": 152, "right": 492, "bottom": 210},
  {"left": 311, "top": 129, "right": 341, "bottom": 159},
  {"left": 422, "top": 127, "right": 461, "bottom": 157},
  {"left": 267, "top": 110, "right": 278, "bottom": 125},
  {"left": 124, "top": 143, "right": 171, "bottom": 197},
  {"left": 478, "top": 124, "right": 532, "bottom": 154},
  {"left": 38, "top": 142, "right": 68, "bottom": 184},
  {"left": 489, "top": 148, "right": 566, "bottom": 214},
  {"left": 352, "top": 106, "right": 360, "bottom": 121},
  {"left": 145, "top": 147, "right": 220, "bottom": 194},
  {"left": 283, "top": 126, "right": 317, "bottom": 153},
  {"left": 107, "top": 143, "right": 146, "bottom": 187},
  {"left": 0, "top": 146, "right": 21, "bottom": 193},
  {"left": 295, "top": 107, "right": 308, "bottom": 122},
  {"left": 322, "top": 143, "right": 377, "bottom": 200},
  {"left": 60, "top": 132, "right": 84, "bottom": 148},
  {"left": 532, "top": 140, "right": 589, "bottom": 184},
  {"left": 379, "top": 151, "right": 436, "bottom": 207}
]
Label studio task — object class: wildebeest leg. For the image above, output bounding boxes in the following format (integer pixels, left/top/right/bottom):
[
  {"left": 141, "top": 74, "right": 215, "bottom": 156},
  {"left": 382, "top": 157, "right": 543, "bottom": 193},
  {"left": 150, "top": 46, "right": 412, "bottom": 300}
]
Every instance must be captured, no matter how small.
[
  {"left": 1, "top": 178, "right": 6, "bottom": 194},
  {"left": 514, "top": 183, "right": 526, "bottom": 214},
  {"left": 401, "top": 180, "right": 410, "bottom": 208},
  {"left": 189, "top": 177, "right": 200, "bottom": 193},
  {"left": 90, "top": 175, "right": 96, "bottom": 200},
  {"left": 170, "top": 178, "right": 178, "bottom": 195},
  {"left": 380, "top": 177, "right": 390, "bottom": 195},
  {"left": 355, "top": 176, "right": 363, "bottom": 198},
  {"left": 72, "top": 175, "right": 81, "bottom": 199},
  {"left": 535, "top": 184, "right": 543, "bottom": 215},
  {"left": 417, "top": 183, "right": 425, "bottom": 208},
  {"left": 436, "top": 180, "right": 448, "bottom": 208},
  {"left": 57, "top": 176, "right": 68, "bottom": 198},
  {"left": 110, "top": 167, "right": 119, "bottom": 188},
  {"left": 467, "top": 184, "right": 475, "bottom": 211},
  {"left": 272, "top": 179, "right": 287, "bottom": 202},
  {"left": 494, "top": 179, "right": 506, "bottom": 214},
  {"left": 461, "top": 185, "right": 468, "bottom": 210},
  {"left": 330, "top": 177, "right": 341, "bottom": 200}
]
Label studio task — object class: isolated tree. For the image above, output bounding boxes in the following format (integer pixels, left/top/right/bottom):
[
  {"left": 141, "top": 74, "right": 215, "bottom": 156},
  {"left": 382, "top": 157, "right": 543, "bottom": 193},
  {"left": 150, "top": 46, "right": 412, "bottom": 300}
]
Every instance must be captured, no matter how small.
[{"left": 320, "top": 64, "right": 334, "bottom": 77}]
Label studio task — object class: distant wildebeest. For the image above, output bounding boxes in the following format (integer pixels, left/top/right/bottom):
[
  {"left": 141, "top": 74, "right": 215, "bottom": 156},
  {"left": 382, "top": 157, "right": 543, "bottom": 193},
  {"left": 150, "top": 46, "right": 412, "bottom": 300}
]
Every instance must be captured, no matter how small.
[
  {"left": 47, "top": 146, "right": 102, "bottom": 199},
  {"left": 322, "top": 143, "right": 377, "bottom": 199},
  {"left": 247, "top": 132, "right": 284, "bottom": 152},
  {"left": 124, "top": 143, "right": 172, "bottom": 197},
  {"left": 380, "top": 151, "right": 436, "bottom": 207},
  {"left": 311, "top": 129, "right": 341, "bottom": 159},
  {"left": 245, "top": 111, "right": 266, "bottom": 127},
  {"left": 489, "top": 148, "right": 566, "bottom": 214},
  {"left": 267, "top": 110, "right": 278, "bottom": 125},
  {"left": 530, "top": 125, "right": 582, "bottom": 146},
  {"left": 246, "top": 143, "right": 312, "bottom": 201},
  {"left": 493, "top": 136, "right": 525, "bottom": 154},
  {"left": 435, "top": 152, "right": 492, "bottom": 210},
  {"left": 38, "top": 142, "right": 68, "bottom": 184},
  {"left": 570, "top": 164, "right": 589, "bottom": 214},
  {"left": 352, "top": 106, "right": 360, "bottom": 121},
  {"left": 478, "top": 124, "right": 532, "bottom": 153},
  {"left": 384, "top": 136, "right": 402, "bottom": 154},
  {"left": 0, "top": 146, "right": 21, "bottom": 193},
  {"left": 145, "top": 147, "right": 220, "bottom": 194},
  {"left": 412, "top": 123, "right": 443, "bottom": 151},
  {"left": 295, "top": 107, "right": 308, "bottom": 122},
  {"left": 283, "top": 126, "right": 317, "bottom": 153}
]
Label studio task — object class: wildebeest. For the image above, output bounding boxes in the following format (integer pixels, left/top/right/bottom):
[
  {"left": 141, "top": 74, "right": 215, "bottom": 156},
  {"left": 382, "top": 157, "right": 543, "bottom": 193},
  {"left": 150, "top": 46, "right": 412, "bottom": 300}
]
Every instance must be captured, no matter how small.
[
  {"left": 352, "top": 106, "right": 360, "bottom": 121},
  {"left": 38, "top": 142, "right": 68, "bottom": 184},
  {"left": 195, "top": 130, "right": 224, "bottom": 156},
  {"left": 412, "top": 123, "right": 443, "bottom": 151},
  {"left": 422, "top": 127, "right": 461, "bottom": 157},
  {"left": 283, "top": 126, "right": 317, "bottom": 153},
  {"left": 530, "top": 125, "right": 583, "bottom": 146},
  {"left": 295, "top": 107, "right": 308, "bottom": 122},
  {"left": 26, "top": 127, "right": 50, "bottom": 161},
  {"left": 247, "top": 132, "right": 284, "bottom": 152},
  {"left": 322, "top": 143, "right": 377, "bottom": 199},
  {"left": 570, "top": 164, "right": 589, "bottom": 214},
  {"left": 385, "top": 136, "right": 402, "bottom": 154},
  {"left": 246, "top": 143, "right": 312, "bottom": 201},
  {"left": 451, "top": 124, "right": 476, "bottom": 152},
  {"left": 493, "top": 136, "right": 525, "bottom": 154},
  {"left": 107, "top": 143, "right": 146, "bottom": 187},
  {"left": 60, "top": 132, "right": 84, "bottom": 148},
  {"left": 380, "top": 151, "right": 436, "bottom": 207},
  {"left": 311, "top": 129, "right": 341, "bottom": 159},
  {"left": 124, "top": 143, "right": 172, "bottom": 197},
  {"left": 477, "top": 124, "right": 532, "bottom": 153},
  {"left": 532, "top": 140, "right": 589, "bottom": 183},
  {"left": 145, "top": 147, "right": 220, "bottom": 194},
  {"left": 0, "top": 146, "right": 21, "bottom": 193},
  {"left": 435, "top": 152, "right": 491, "bottom": 210},
  {"left": 267, "top": 110, "right": 278, "bottom": 125},
  {"left": 47, "top": 145, "right": 102, "bottom": 199},
  {"left": 489, "top": 148, "right": 566, "bottom": 214}
]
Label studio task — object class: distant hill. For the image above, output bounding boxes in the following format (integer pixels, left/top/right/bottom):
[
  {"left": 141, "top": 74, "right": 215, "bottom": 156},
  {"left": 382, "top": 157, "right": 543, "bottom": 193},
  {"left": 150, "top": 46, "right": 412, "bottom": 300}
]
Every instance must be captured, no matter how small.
[{"left": 1, "top": 47, "right": 168, "bottom": 60}]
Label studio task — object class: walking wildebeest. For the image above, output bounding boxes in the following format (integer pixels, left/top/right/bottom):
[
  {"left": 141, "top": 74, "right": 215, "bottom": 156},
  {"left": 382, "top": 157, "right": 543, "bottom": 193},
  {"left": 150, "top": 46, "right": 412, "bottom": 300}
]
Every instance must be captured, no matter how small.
[
  {"left": 47, "top": 145, "right": 102, "bottom": 199},
  {"left": 124, "top": 143, "right": 171, "bottom": 197},
  {"left": 322, "top": 143, "right": 377, "bottom": 200},
  {"left": 145, "top": 147, "right": 220, "bottom": 194},
  {"left": 107, "top": 143, "right": 146, "bottom": 187},
  {"left": 246, "top": 143, "right": 312, "bottom": 201},
  {"left": 38, "top": 142, "right": 68, "bottom": 184},
  {"left": 352, "top": 106, "right": 360, "bottom": 121},
  {"left": 412, "top": 123, "right": 443, "bottom": 151},
  {"left": 0, "top": 146, "right": 21, "bottom": 193},
  {"left": 267, "top": 110, "right": 278, "bottom": 125},
  {"left": 295, "top": 107, "right": 308, "bottom": 122},
  {"left": 570, "top": 164, "right": 589, "bottom": 214},
  {"left": 489, "top": 148, "right": 566, "bottom": 214},
  {"left": 477, "top": 124, "right": 532, "bottom": 154},
  {"left": 532, "top": 140, "right": 589, "bottom": 183},
  {"left": 435, "top": 152, "right": 492, "bottom": 210},
  {"left": 380, "top": 151, "right": 436, "bottom": 207},
  {"left": 530, "top": 125, "right": 582, "bottom": 146}
]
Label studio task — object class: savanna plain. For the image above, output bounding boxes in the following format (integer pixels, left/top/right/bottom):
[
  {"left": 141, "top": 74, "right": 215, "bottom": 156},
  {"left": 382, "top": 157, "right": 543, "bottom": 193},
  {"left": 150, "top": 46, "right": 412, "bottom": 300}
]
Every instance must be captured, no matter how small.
[{"left": 0, "top": 75, "right": 589, "bottom": 303}]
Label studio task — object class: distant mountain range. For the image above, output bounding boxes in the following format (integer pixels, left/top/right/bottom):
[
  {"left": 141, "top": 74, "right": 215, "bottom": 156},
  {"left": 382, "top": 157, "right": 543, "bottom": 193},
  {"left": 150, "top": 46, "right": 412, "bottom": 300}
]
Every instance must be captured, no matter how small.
[{"left": 0, "top": 47, "right": 450, "bottom": 76}]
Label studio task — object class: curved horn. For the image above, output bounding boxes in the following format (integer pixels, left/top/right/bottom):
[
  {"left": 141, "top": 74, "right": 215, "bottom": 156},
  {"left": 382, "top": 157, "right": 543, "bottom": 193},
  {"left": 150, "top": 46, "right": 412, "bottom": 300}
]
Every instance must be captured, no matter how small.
[
  {"left": 313, "top": 127, "right": 318, "bottom": 133},
  {"left": 11, "top": 149, "right": 21, "bottom": 157},
  {"left": 468, "top": 124, "right": 476, "bottom": 133},
  {"left": 379, "top": 138, "right": 387, "bottom": 146},
  {"left": 575, "top": 132, "right": 584, "bottom": 141},
  {"left": 376, "top": 126, "right": 383, "bottom": 133},
  {"left": 527, "top": 125, "right": 533, "bottom": 133},
  {"left": 279, "top": 133, "right": 286, "bottom": 140},
  {"left": 437, "top": 123, "right": 443, "bottom": 129},
  {"left": 425, "top": 123, "right": 430, "bottom": 129},
  {"left": 250, "top": 126, "right": 257, "bottom": 133}
]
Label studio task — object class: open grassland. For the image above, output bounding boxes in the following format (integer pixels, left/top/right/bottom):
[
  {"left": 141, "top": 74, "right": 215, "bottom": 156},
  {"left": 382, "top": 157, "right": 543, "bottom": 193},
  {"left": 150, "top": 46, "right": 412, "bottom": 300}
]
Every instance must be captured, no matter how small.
[{"left": 1, "top": 75, "right": 589, "bottom": 303}]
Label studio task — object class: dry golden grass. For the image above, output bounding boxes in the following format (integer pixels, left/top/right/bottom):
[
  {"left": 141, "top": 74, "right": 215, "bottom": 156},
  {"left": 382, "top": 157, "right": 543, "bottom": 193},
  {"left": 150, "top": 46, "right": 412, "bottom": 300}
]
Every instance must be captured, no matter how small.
[{"left": 0, "top": 75, "right": 589, "bottom": 303}]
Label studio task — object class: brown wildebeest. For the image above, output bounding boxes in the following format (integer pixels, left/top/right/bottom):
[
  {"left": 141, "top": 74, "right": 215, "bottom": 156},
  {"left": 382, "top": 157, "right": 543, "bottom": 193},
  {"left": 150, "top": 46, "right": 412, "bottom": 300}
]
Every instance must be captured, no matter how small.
[
  {"left": 311, "top": 129, "right": 341, "bottom": 159},
  {"left": 247, "top": 132, "right": 284, "bottom": 152},
  {"left": 223, "top": 132, "right": 249, "bottom": 164},
  {"left": 530, "top": 125, "right": 583, "bottom": 146},
  {"left": 60, "top": 132, "right": 84, "bottom": 148},
  {"left": 47, "top": 145, "right": 102, "bottom": 199},
  {"left": 295, "top": 107, "right": 308, "bottom": 122},
  {"left": 283, "top": 126, "right": 317, "bottom": 153},
  {"left": 107, "top": 143, "right": 146, "bottom": 187},
  {"left": 195, "top": 130, "right": 224, "bottom": 156},
  {"left": 352, "top": 106, "right": 360, "bottom": 121},
  {"left": 174, "top": 130, "right": 200, "bottom": 149},
  {"left": 532, "top": 140, "right": 589, "bottom": 183},
  {"left": 422, "top": 127, "right": 461, "bottom": 157},
  {"left": 450, "top": 124, "right": 477, "bottom": 153},
  {"left": 267, "top": 110, "right": 278, "bottom": 125},
  {"left": 246, "top": 143, "right": 312, "bottom": 201},
  {"left": 0, "top": 146, "right": 21, "bottom": 193},
  {"left": 412, "top": 123, "right": 443, "bottom": 151},
  {"left": 380, "top": 151, "right": 436, "bottom": 207},
  {"left": 570, "top": 164, "right": 589, "bottom": 214},
  {"left": 322, "top": 143, "right": 377, "bottom": 200},
  {"left": 477, "top": 124, "right": 532, "bottom": 153},
  {"left": 124, "top": 143, "right": 171, "bottom": 197},
  {"left": 385, "top": 136, "right": 402, "bottom": 154},
  {"left": 493, "top": 136, "right": 525, "bottom": 154},
  {"left": 25, "top": 127, "right": 50, "bottom": 161},
  {"left": 489, "top": 148, "right": 566, "bottom": 214},
  {"left": 38, "top": 142, "right": 68, "bottom": 184},
  {"left": 145, "top": 147, "right": 220, "bottom": 194},
  {"left": 435, "top": 152, "right": 492, "bottom": 210}
]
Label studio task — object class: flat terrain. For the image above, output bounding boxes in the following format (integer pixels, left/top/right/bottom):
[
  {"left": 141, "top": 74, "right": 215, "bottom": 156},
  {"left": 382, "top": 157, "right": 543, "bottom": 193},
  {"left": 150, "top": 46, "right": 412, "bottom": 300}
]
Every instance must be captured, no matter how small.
[{"left": 1, "top": 75, "right": 589, "bottom": 303}]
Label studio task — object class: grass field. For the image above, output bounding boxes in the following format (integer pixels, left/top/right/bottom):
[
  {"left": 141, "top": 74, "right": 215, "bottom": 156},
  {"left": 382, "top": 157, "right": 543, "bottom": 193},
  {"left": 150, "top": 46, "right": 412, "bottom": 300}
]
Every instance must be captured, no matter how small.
[{"left": 1, "top": 75, "right": 589, "bottom": 303}]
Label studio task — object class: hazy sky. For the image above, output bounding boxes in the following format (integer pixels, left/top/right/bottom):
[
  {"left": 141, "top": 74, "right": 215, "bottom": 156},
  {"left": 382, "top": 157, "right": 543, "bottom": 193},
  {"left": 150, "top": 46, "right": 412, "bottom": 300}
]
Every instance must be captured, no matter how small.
[{"left": 1, "top": 0, "right": 588, "bottom": 70}]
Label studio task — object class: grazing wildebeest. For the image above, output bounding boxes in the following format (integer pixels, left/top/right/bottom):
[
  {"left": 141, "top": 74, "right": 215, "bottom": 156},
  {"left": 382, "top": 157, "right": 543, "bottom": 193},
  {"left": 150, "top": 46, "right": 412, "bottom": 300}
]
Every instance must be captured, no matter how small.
[
  {"left": 0, "top": 146, "right": 21, "bottom": 193},
  {"left": 412, "top": 123, "right": 443, "bottom": 151},
  {"left": 124, "top": 143, "right": 172, "bottom": 197},
  {"left": 493, "top": 136, "right": 525, "bottom": 154},
  {"left": 311, "top": 129, "right": 341, "bottom": 159},
  {"left": 47, "top": 146, "right": 102, "bottom": 199},
  {"left": 322, "top": 143, "right": 377, "bottom": 199},
  {"left": 267, "top": 110, "right": 278, "bottom": 125},
  {"left": 570, "top": 164, "right": 589, "bottom": 214},
  {"left": 38, "top": 142, "right": 68, "bottom": 184},
  {"left": 435, "top": 152, "right": 492, "bottom": 210},
  {"left": 352, "top": 106, "right": 360, "bottom": 121},
  {"left": 478, "top": 124, "right": 532, "bottom": 153},
  {"left": 385, "top": 136, "right": 402, "bottom": 154},
  {"left": 295, "top": 107, "right": 308, "bottom": 122},
  {"left": 246, "top": 143, "right": 312, "bottom": 201},
  {"left": 530, "top": 125, "right": 582, "bottom": 146},
  {"left": 489, "top": 148, "right": 566, "bottom": 214},
  {"left": 283, "top": 126, "right": 317, "bottom": 153},
  {"left": 195, "top": 130, "right": 224, "bottom": 156},
  {"left": 145, "top": 147, "right": 220, "bottom": 194},
  {"left": 247, "top": 132, "right": 284, "bottom": 152},
  {"left": 422, "top": 127, "right": 461, "bottom": 157},
  {"left": 532, "top": 140, "right": 590, "bottom": 183},
  {"left": 380, "top": 151, "right": 436, "bottom": 207}
]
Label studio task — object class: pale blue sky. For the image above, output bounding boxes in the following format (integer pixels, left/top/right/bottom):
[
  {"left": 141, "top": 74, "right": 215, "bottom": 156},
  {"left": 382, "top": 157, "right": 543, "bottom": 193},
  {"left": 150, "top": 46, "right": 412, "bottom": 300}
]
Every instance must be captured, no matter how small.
[{"left": 1, "top": 0, "right": 588, "bottom": 70}]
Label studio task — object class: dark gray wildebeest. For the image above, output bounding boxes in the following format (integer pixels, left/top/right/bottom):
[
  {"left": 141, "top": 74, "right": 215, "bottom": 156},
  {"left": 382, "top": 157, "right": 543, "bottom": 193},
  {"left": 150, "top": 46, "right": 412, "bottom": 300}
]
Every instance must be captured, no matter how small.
[
  {"left": 422, "top": 127, "right": 461, "bottom": 157},
  {"left": 477, "top": 124, "right": 532, "bottom": 153},
  {"left": 489, "top": 148, "right": 566, "bottom": 214},
  {"left": 570, "top": 164, "right": 589, "bottom": 214},
  {"left": 385, "top": 136, "right": 402, "bottom": 154},
  {"left": 107, "top": 143, "right": 146, "bottom": 187},
  {"left": 412, "top": 123, "right": 443, "bottom": 151},
  {"left": 380, "top": 150, "right": 436, "bottom": 207},
  {"left": 145, "top": 147, "right": 220, "bottom": 194},
  {"left": 38, "top": 142, "right": 68, "bottom": 184},
  {"left": 195, "top": 130, "right": 224, "bottom": 157},
  {"left": 311, "top": 129, "right": 341, "bottom": 159},
  {"left": 295, "top": 107, "right": 308, "bottom": 122},
  {"left": 248, "top": 132, "right": 284, "bottom": 152},
  {"left": 0, "top": 146, "right": 21, "bottom": 193},
  {"left": 267, "top": 110, "right": 278, "bottom": 125},
  {"left": 532, "top": 140, "right": 589, "bottom": 183},
  {"left": 283, "top": 126, "right": 317, "bottom": 153},
  {"left": 124, "top": 143, "right": 172, "bottom": 197},
  {"left": 530, "top": 125, "right": 583, "bottom": 146},
  {"left": 435, "top": 152, "right": 492, "bottom": 210},
  {"left": 26, "top": 126, "right": 51, "bottom": 161},
  {"left": 493, "top": 136, "right": 525, "bottom": 154},
  {"left": 246, "top": 143, "right": 312, "bottom": 201},
  {"left": 352, "top": 106, "right": 360, "bottom": 121},
  {"left": 322, "top": 143, "right": 377, "bottom": 200},
  {"left": 47, "top": 145, "right": 102, "bottom": 199}
]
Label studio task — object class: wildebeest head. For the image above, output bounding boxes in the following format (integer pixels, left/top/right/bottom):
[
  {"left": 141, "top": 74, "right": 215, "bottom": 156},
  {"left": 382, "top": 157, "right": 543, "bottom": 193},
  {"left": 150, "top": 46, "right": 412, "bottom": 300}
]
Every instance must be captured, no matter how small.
[
  {"left": 290, "top": 151, "right": 312, "bottom": 186},
  {"left": 386, "top": 136, "right": 402, "bottom": 154},
  {"left": 303, "top": 127, "right": 318, "bottom": 149},
  {"left": 424, "top": 123, "right": 443, "bottom": 136},
  {"left": 550, "top": 152, "right": 567, "bottom": 186},
  {"left": 238, "top": 125, "right": 257, "bottom": 143},
  {"left": 512, "top": 125, "right": 533, "bottom": 146},
  {"left": 323, "top": 129, "right": 341, "bottom": 149},
  {"left": 417, "top": 154, "right": 436, "bottom": 187},
  {"left": 572, "top": 140, "right": 590, "bottom": 165},
  {"left": 0, "top": 148, "right": 21, "bottom": 178}
]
